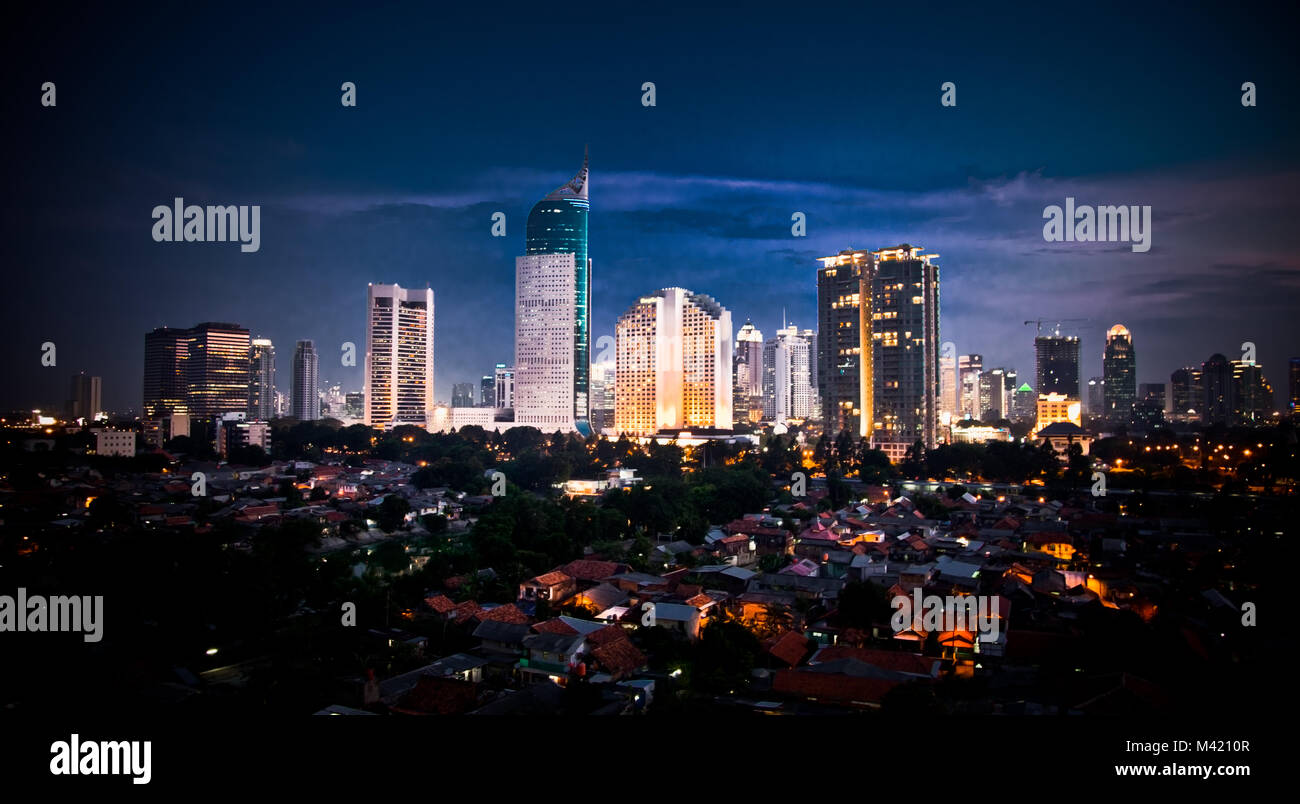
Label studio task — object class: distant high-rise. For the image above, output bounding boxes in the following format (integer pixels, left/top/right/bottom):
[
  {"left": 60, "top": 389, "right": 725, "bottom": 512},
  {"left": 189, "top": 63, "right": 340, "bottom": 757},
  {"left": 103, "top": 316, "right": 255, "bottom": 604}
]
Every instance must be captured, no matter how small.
[
  {"left": 958, "top": 355, "right": 982, "bottom": 418},
  {"left": 365, "top": 283, "right": 435, "bottom": 430},
  {"left": 185, "top": 322, "right": 251, "bottom": 418},
  {"left": 494, "top": 364, "right": 515, "bottom": 412},
  {"left": 868, "top": 245, "right": 941, "bottom": 452},
  {"left": 519, "top": 148, "right": 590, "bottom": 434},
  {"left": 939, "top": 351, "right": 958, "bottom": 420},
  {"left": 1290, "top": 358, "right": 1300, "bottom": 415},
  {"left": 734, "top": 320, "right": 764, "bottom": 425},
  {"left": 452, "top": 383, "right": 475, "bottom": 408},
  {"left": 292, "top": 340, "right": 320, "bottom": 421},
  {"left": 1087, "top": 376, "right": 1105, "bottom": 418},
  {"left": 1170, "top": 366, "right": 1200, "bottom": 419},
  {"left": 1232, "top": 359, "right": 1273, "bottom": 424},
  {"left": 817, "top": 249, "right": 873, "bottom": 436},
  {"left": 479, "top": 375, "right": 495, "bottom": 408},
  {"left": 1035, "top": 333, "right": 1081, "bottom": 398},
  {"left": 979, "top": 367, "right": 1008, "bottom": 420},
  {"left": 590, "top": 360, "right": 615, "bottom": 433},
  {"left": 614, "top": 287, "right": 732, "bottom": 436},
  {"left": 762, "top": 324, "right": 814, "bottom": 423},
  {"left": 1138, "top": 382, "right": 1166, "bottom": 412},
  {"left": 143, "top": 327, "right": 191, "bottom": 418},
  {"left": 1200, "top": 353, "right": 1233, "bottom": 425},
  {"left": 67, "top": 372, "right": 102, "bottom": 421},
  {"left": 248, "top": 337, "right": 275, "bottom": 420},
  {"left": 1102, "top": 324, "right": 1136, "bottom": 421}
]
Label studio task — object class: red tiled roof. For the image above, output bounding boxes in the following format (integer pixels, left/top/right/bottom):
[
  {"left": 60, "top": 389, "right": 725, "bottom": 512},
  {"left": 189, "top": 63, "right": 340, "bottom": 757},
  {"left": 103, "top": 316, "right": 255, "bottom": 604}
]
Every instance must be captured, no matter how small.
[
  {"left": 560, "top": 559, "right": 622, "bottom": 582},
  {"left": 425, "top": 594, "right": 456, "bottom": 614},
  {"left": 532, "top": 618, "right": 579, "bottom": 635},
  {"left": 527, "top": 571, "right": 573, "bottom": 587},
  {"left": 811, "top": 646, "right": 938, "bottom": 676},
  {"left": 684, "top": 593, "right": 713, "bottom": 609},
  {"left": 479, "top": 604, "right": 530, "bottom": 624},
  {"left": 450, "top": 601, "right": 483, "bottom": 621},
  {"left": 765, "top": 631, "right": 810, "bottom": 667},
  {"left": 589, "top": 638, "right": 646, "bottom": 677},
  {"left": 585, "top": 625, "right": 630, "bottom": 646}
]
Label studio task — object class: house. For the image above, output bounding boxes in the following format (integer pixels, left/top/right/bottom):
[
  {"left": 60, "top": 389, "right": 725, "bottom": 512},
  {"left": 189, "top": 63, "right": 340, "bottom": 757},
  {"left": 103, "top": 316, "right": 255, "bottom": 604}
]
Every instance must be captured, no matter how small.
[
  {"left": 518, "top": 571, "right": 576, "bottom": 605},
  {"left": 518, "top": 632, "right": 586, "bottom": 685},
  {"left": 646, "top": 602, "right": 703, "bottom": 640}
]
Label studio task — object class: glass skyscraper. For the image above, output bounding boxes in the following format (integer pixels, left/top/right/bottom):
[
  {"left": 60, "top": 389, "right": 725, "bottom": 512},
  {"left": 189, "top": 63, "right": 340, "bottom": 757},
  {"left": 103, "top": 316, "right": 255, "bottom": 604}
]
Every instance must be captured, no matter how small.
[{"left": 524, "top": 147, "right": 590, "bottom": 435}]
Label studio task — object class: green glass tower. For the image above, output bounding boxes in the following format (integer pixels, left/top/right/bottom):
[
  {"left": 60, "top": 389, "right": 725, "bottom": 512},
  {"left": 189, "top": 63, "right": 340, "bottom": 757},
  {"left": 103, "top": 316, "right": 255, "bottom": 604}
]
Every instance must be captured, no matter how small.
[{"left": 525, "top": 147, "right": 590, "bottom": 435}]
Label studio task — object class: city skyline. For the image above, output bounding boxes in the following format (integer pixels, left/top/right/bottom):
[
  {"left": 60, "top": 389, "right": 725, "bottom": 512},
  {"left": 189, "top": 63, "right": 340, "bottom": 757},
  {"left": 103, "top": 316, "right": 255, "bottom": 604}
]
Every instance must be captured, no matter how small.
[{"left": 4, "top": 5, "right": 1298, "bottom": 416}]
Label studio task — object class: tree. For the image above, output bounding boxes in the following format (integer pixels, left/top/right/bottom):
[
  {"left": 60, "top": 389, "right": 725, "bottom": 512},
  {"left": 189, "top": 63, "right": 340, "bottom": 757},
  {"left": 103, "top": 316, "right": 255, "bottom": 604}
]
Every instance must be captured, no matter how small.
[{"left": 375, "top": 495, "right": 411, "bottom": 533}]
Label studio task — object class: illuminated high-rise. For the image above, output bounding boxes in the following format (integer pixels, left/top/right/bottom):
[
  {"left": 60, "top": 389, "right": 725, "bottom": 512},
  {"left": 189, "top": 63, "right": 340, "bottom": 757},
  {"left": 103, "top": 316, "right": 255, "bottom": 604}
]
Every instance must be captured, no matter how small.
[
  {"left": 143, "top": 326, "right": 191, "bottom": 418},
  {"left": 185, "top": 322, "right": 251, "bottom": 418},
  {"left": 518, "top": 148, "right": 590, "bottom": 434},
  {"left": 868, "top": 245, "right": 941, "bottom": 453},
  {"left": 1035, "top": 333, "right": 1081, "bottom": 398},
  {"left": 958, "top": 354, "right": 982, "bottom": 418},
  {"left": 734, "top": 320, "right": 764, "bottom": 425},
  {"left": 817, "top": 249, "right": 873, "bottom": 436},
  {"left": 292, "top": 340, "right": 320, "bottom": 421},
  {"left": 1102, "top": 324, "right": 1136, "bottom": 421},
  {"left": 365, "top": 283, "right": 435, "bottom": 430},
  {"left": 763, "top": 325, "right": 815, "bottom": 422},
  {"left": 247, "top": 337, "right": 275, "bottom": 420},
  {"left": 614, "top": 287, "right": 732, "bottom": 436}
]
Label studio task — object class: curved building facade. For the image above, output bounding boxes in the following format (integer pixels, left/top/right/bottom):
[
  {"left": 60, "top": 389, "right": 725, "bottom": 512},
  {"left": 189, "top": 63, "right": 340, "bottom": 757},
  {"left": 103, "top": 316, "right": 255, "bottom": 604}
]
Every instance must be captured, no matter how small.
[{"left": 523, "top": 148, "right": 591, "bottom": 435}]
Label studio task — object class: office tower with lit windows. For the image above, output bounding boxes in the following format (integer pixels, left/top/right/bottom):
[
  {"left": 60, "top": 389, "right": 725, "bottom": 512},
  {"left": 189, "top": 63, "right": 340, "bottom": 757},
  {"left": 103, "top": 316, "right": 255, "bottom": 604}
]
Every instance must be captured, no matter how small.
[
  {"left": 939, "top": 351, "right": 958, "bottom": 420},
  {"left": 1232, "top": 359, "right": 1273, "bottom": 424},
  {"left": 452, "top": 383, "right": 475, "bottom": 408},
  {"left": 1012, "top": 382, "right": 1036, "bottom": 421},
  {"left": 291, "top": 340, "right": 320, "bottom": 421},
  {"left": 1290, "top": 357, "right": 1300, "bottom": 415},
  {"left": 143, "top": 327, "right": 191, "bottom": 418},
  {"left": 185, "top": 322, "right": 252, "bottom": 418},
  {"left": 68, "top": 372, "right": 102, "bottom": 421},
  {"left": 365, "top": 283, "right": 435, "bottom": 430},
  {"left": 958, "top": 355, "right": 982, "bottom": 418},
  {"left": 734, "top": 320, "right": 764, "bottom": 425},
  {"left": 868, "top": 245, "right": 941, "bottom": 452},
  {"left": 480, "top": 375, "right": 494, "bottom": 408},
  {"left": 1139, "top": 382, "right": 1166, "bottom": 409},
  {"left": 979, "top": 367, "right": 1008, "bottom": 421},
  {"left": 590, "top": 360, "right": 615, "bottom": 433},
  {"left": 1102, "top": 324, "right": 1136, "bottom": 421},
  {"left": 1170, "top": 366, "right": 1200, "bottom": 419},
  {"left": 493, "top": 363, "right": 514, "bottom": 412},
  {"left": 614, "top": 287, "right": 732, "bottom": 436},
  {"left": 518, "top": 148, "right": 590, "bottom": 434},
  {"left": 817, "top": 249, "right": 873, "bottom": 436},
  {"left": 762, "top": 324, "right": 815, "bottom": 423},
  {"left": 1035, "top": 333, "right": 1081, "bottom": 399},
  {"left": 1086, "top": 377, "right": 1104, "bottom": 417},
  {"left": 247, "top": 337, "right": 275, "bottom": 420}
]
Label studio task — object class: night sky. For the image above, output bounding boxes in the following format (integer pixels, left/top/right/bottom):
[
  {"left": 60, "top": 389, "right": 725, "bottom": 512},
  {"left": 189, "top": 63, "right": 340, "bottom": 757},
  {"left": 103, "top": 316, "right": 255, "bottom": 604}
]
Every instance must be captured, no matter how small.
[{"left": 4, "top": 1, "right": 1298, "bottom": 414}]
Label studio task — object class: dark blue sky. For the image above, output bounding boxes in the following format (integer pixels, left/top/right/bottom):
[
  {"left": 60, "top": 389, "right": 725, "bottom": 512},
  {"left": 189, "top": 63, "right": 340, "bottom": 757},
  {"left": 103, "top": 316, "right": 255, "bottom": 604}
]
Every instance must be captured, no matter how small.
[{"left": 4, "top": 1, "right": 1298, "bottom": 413}]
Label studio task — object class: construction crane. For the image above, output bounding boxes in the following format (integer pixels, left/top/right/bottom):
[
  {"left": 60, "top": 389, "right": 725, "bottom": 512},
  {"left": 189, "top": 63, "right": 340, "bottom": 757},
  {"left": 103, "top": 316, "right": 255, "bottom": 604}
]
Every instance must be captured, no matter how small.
[{"left": 1023, "top": 318, "right": 1089, "bottom": 337}]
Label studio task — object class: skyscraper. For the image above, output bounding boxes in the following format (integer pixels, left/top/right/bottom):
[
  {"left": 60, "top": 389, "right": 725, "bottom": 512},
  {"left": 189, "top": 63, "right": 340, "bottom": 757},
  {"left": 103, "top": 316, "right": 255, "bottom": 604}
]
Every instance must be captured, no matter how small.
[
  {"left": 614, "top": 287, "right": 732, "bottom": 436},
  {"left": 292, "top": 340, "right": 320, "bottom": 421},
  {"left": 518, "top": 148, "right": 590, "bottom": 434},
  {"left": 979, "top": 367, "right": 1008, "bottom": 420},
  {"left": 452, "top": 383, "right": 475, "bottom": 408},
  {"left": 762, "top": 324, "right": 815, "bottom": 423},
  {"left": 817, "top": 249, "right": 873, "bottom": 436},
  {"left": 494, "top": 363, "right": 514, "bottom": 412},
  {"left": 479, "top": 375, "right": 494, "bottom": 408},
  {"left": 185, "top": 322, "right": 251, "bottom": 418},
  {"left": 1102, "top": 324, "right": 1136, "bottom": 421},
  {"left": 1170, "top": 366, "right": 1201, "bottom": 419},
  {"left": 248, "top": 337, "right": 275, "bottom": 420},
  {"left": 365, "top": 283, "right": 435, "bottom": 430},
  {"left": 868, "top": 246, "right": 941, "bottom": 452},
  {"left": 67, "top": 372, "right": 102, "bottom": 421},
  {"left": 1035, "top": 333, "right": 1081, "bottom": 398},
  {"left": 1087, "top": 376, "right": 1105, "bottom": 418},
  {"left": 1200, "top": 353, "right": 1233, "bottom": 425},
  {"left": 143, "top": 326, "right": 191, "bottom": 418},
  {"left": 590, "top": 359, "right": 615, "bottom": 434},
  {"left": 1290, "top": 357, "right": 1300, "bottom": 415},
  {"left": 939, "top": 351, "right": 958, "bottom": 420},
  {"left": 734, "top": 320, "right": 764, "bottom": 425},
  {"left": 958, "top": 354, "right": 982, "bottom": 418},
  {"left": 1232, "top": 359, "right": 1273, "bottom": 424}
]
